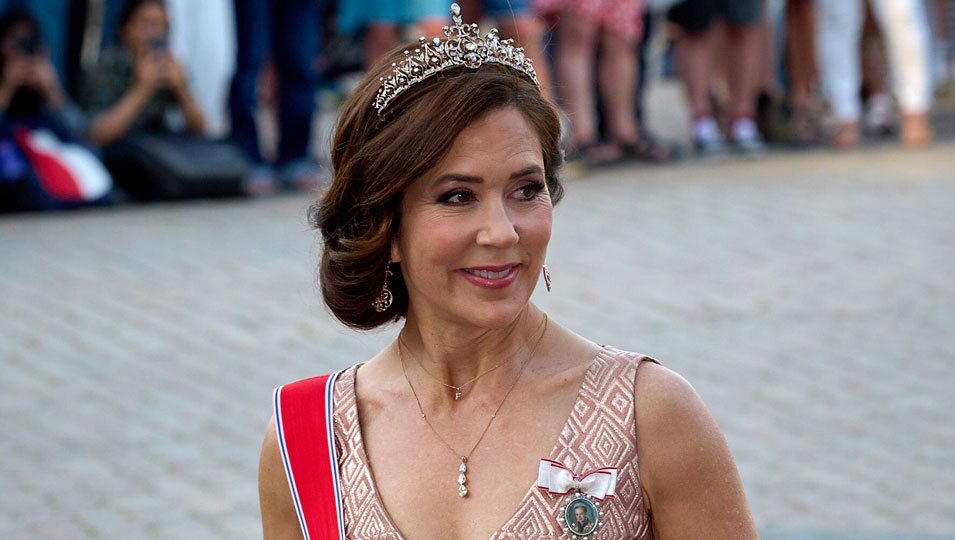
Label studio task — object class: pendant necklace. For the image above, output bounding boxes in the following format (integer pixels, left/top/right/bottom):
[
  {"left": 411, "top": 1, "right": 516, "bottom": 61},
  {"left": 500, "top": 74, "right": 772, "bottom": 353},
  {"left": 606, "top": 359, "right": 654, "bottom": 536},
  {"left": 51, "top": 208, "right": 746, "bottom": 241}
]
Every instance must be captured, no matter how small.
[{"left": 397, "top": 315, "right": 548, "bottom": 497}]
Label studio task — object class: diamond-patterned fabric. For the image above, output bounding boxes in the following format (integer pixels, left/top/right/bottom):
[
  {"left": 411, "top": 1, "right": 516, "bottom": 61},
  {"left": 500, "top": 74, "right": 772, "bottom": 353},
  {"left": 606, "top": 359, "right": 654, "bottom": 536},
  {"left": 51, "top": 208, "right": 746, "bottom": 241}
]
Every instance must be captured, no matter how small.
[{"left": 332, "top": 346, "right": 656, "bottom": 539}]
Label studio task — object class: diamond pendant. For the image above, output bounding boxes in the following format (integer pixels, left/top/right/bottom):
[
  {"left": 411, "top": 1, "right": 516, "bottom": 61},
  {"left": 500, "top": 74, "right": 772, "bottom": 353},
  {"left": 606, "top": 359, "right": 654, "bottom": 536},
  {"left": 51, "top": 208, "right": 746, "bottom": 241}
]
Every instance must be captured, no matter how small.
[{"left": 457, "top": 460, "right": 468, "bottom": 497}]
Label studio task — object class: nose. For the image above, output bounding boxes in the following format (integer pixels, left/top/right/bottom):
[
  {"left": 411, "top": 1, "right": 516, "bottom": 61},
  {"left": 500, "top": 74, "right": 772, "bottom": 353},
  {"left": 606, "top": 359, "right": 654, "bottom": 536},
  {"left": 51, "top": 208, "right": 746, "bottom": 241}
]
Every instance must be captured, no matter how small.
[{"left": 475, "top": 198, "right": 519, "bottom": 247}]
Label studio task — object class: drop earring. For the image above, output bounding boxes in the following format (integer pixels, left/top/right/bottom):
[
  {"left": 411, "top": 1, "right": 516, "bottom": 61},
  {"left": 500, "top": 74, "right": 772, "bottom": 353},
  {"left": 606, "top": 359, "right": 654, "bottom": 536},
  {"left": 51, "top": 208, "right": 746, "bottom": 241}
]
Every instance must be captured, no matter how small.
[
  {"left": 542, "top": 264, "right": 552, "bottom": 292},
  {"left": 372, "top": 264, "right": 394, "bottom": 312}
]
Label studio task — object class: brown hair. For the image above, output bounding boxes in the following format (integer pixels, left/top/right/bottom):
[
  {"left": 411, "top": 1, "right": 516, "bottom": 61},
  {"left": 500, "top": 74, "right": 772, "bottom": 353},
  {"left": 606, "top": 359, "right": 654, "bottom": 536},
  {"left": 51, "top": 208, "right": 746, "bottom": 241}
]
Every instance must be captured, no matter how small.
[{"left": 310, "top": 45, "right": 564, "bottom": 330}]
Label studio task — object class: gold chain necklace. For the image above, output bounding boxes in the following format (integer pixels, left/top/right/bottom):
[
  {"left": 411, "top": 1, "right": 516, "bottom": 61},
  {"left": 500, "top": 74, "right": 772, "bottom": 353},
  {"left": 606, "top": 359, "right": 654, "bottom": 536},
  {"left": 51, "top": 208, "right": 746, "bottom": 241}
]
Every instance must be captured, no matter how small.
[
  {"left": 397, "top": 315, "right": 548, "bottom": 498},
  {"left": 398, "top": 334, "right": 514, "bottom": 400}
]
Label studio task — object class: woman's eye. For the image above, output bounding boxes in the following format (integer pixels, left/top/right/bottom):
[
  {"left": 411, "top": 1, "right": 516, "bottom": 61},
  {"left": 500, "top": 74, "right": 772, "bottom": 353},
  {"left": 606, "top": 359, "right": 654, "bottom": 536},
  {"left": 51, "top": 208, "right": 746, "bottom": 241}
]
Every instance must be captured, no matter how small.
[
  {"left": 439, "top": 189, "right": 475, "bottom": 204},
  {"left": 515, "top": 182, "right": 545, "bottom": 200}
]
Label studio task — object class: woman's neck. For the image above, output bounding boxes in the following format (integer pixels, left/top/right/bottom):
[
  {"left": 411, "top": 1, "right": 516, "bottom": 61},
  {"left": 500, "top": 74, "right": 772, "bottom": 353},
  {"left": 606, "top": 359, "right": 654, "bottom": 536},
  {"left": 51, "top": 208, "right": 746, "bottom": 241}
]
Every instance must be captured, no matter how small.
[{"left": 396, "top": 306, "right": 548, "bottom": 404}]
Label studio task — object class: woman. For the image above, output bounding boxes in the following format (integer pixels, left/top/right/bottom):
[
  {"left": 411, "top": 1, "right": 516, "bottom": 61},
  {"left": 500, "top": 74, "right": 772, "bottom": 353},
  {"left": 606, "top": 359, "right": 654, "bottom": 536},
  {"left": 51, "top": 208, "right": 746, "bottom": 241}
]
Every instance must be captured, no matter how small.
[
  {"left": 259, "top": 4, "right": 757, "bottom": 539},
  {"left": 80, "top": 0, "right": 204, "bottom": 146},
  {"left": 815, "top": 0, "right": 934, "bottom": 148}
]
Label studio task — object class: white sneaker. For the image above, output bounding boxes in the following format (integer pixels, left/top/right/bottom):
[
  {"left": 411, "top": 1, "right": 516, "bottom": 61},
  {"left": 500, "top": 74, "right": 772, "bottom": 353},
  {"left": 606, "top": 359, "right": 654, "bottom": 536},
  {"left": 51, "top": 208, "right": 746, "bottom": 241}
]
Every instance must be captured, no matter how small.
[
  {"left": 730, "top": 117, "right": 767, "bottom": 154},
  {"left": 692, "top": 117, "right": 726, "bottom": 156}
]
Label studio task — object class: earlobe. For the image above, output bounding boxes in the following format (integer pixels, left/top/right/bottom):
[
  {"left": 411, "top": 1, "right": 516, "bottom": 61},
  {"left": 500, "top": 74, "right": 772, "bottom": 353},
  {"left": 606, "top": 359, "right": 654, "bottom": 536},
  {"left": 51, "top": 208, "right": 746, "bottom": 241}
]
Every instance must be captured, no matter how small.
[{"left": 390, "top": 239, "right": 401, "bottom": 263}]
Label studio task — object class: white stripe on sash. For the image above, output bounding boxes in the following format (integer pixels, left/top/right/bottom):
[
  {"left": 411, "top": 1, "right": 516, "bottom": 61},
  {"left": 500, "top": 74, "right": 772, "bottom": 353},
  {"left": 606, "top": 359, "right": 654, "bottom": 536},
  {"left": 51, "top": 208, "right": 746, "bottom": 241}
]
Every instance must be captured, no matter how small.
[
  {"left": 273, "top": 371, "right": 346, "bottom": 540},
  {"left": 325, "top": 371, "right": 347, "bottom": 539},
  {"left": 273, "top": 385, "right": 311, "bottom": 540}
]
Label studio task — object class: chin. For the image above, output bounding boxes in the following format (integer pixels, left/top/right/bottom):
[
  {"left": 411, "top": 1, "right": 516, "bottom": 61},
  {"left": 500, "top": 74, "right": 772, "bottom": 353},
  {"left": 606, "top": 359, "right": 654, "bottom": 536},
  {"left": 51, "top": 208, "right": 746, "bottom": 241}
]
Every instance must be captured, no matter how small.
[{"left": 454, "top": 296, "right": 532, "bottom": 329}]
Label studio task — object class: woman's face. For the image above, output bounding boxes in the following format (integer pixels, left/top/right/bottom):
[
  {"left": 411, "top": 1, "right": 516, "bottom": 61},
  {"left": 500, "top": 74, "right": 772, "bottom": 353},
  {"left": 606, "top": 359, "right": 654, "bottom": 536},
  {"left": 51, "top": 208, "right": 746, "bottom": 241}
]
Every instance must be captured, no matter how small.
[
  {"left": 120, "top": 2, "right": 168, "bottom": 55},
  {"left": 393, "top": 106, "right": 553, "bottom": 330}
]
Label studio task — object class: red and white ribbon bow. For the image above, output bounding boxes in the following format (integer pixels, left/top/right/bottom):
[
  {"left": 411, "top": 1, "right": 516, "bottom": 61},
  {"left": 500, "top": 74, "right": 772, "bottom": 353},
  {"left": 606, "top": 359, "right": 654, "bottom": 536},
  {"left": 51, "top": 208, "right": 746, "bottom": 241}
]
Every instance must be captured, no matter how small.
[{"left": 536, "top": 459, "right": 618, "bottom": 500}]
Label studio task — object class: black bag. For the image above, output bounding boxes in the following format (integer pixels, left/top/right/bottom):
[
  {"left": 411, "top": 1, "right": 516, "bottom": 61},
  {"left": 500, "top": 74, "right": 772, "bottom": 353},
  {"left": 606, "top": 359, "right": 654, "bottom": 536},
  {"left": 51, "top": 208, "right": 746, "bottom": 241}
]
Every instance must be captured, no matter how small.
[{"left": 107, "top": 131, "right": 247, "bottom": 199}]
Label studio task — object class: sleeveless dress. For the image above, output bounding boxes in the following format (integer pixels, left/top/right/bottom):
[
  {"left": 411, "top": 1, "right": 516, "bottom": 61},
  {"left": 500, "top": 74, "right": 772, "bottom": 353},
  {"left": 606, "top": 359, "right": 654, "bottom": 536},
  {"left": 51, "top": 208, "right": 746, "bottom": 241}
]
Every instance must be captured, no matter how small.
[{"left": 331, "top": 345, "right": 657, "bottom": 539}]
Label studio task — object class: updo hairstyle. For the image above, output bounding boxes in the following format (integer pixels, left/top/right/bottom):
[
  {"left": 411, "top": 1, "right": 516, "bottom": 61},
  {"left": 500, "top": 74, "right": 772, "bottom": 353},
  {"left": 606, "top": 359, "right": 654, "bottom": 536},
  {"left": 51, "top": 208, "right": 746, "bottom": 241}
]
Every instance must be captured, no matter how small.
[{"left": 310, "top": 44, "right": 564, "bottom": 330}]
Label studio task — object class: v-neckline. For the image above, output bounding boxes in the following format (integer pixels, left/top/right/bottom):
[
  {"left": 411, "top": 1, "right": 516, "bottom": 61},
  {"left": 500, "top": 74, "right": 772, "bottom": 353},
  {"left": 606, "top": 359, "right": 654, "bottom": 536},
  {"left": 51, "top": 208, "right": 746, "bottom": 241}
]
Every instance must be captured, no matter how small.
[{"left": 344, "top": 345, "right": 609, "bottom": 539}]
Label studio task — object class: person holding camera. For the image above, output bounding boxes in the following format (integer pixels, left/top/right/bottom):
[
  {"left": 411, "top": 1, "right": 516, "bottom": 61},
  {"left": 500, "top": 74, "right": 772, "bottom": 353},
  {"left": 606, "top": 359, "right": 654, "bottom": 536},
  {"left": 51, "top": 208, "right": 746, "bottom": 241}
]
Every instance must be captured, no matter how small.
[
  {"left": 80, "top": 0, "right": 204, "bottom": 146},
  {"left": 0, "top": 15, "right": 63, "bottom": 114},
  {"left": 0, "top": 6, "right": 111, "bottom": 212}
]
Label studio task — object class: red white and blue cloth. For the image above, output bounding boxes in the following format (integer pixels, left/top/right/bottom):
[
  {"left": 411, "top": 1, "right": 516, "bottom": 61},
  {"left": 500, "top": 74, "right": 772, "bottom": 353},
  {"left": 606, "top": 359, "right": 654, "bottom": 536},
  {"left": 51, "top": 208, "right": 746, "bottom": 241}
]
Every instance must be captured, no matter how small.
[{"left": 273, "top": 371, "right": 347, "bottom": 540}]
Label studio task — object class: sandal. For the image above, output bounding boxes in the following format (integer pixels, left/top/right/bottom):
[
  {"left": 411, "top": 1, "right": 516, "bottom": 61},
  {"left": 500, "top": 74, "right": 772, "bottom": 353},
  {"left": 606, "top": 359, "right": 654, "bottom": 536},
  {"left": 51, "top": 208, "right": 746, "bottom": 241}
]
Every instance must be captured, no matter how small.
[
  {"left": 564, "top": 140, "right": 622, "bottom": 168},
  {"left": 830, "top": 122, "right": 860, "bottom": 150},
  {"left": 789, "top": 108, "right": 821, "bottom": 146},
  {"left": 617, "top": 131, "right": 679, "bottom": 163}
]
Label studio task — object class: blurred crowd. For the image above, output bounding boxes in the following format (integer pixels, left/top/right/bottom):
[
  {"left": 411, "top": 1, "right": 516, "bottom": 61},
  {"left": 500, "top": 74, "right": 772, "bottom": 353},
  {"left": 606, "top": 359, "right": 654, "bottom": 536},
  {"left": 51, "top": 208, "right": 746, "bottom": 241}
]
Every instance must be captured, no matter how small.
[{"left": 1, "top": 0, "right": 953, "bottom": 213}]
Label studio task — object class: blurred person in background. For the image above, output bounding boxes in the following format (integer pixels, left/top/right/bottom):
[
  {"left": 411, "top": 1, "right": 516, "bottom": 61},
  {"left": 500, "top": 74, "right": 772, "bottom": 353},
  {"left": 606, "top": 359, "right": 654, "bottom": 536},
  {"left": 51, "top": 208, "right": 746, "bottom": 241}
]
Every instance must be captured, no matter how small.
[
  {"left": 0, "top": 7, "right": 111, "bottom": 211},
  {"left": 101, "top": 0, "right": 236, "bottom": 137},
  {"left": 931, "top": 0, "right": 955, "bottom": 107},
  {"left": 782, "top": 0, "right": 817, "bottom": 143},
  {"left": 80, "top": 0, "right": 204, "bottom": 146},
  {"left": 0, "top": 0, "right": 70, "bottom": 85},
  {"left": 340, "top": 0, "right": 448, "bottom": 67},
  {"left": 753, "top": 0, "right": 818, "bottom": 146},
  {"left": 536, "top": 0, "right": 676, "bottom": 165},
  {"left": 668, "top": 0, "right": 767, "bottom": 155},
  {"left": 228, "top": 0, "right": 323, "bottom": 196},
  {"left": 859, "top": 7, "right": 897, "bottom": 136},
  {"left": 163, "top": 0, "right": 235, "bottom": 138},
  {"left": 458, "top": 0, "right": 555, "bottom": 103},
  {"left": 815, "top": 0, "right": 934, "bottom": 148},
  {"left": 760, "top": 0, "right": 818, "bottom": 145},
  {"left": 0, "top": 7, "right": 73, "bottom": 129}
]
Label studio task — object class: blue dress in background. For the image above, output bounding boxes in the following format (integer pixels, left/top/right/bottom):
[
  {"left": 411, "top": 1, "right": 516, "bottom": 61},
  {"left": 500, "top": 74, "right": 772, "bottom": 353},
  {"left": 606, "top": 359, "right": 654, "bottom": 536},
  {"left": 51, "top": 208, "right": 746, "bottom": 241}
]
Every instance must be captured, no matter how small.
[{"left": 337, "top": 0, "right": 450, "bottom": 34}]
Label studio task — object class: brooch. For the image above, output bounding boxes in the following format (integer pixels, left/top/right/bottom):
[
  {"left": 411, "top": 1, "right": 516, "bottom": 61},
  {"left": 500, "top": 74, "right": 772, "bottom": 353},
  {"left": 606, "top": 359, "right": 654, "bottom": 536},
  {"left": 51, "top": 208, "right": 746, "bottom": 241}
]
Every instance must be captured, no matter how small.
[{"left": 537, "top": 459, "right": 617, "bottom": 539}]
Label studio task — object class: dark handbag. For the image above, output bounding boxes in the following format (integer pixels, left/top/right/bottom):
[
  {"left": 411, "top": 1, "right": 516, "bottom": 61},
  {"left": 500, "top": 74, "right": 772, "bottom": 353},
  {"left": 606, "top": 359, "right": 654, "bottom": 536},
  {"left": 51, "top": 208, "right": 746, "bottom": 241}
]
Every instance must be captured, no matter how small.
[{"left": 109, "top": 131, "right": 247, "bottom": 199}]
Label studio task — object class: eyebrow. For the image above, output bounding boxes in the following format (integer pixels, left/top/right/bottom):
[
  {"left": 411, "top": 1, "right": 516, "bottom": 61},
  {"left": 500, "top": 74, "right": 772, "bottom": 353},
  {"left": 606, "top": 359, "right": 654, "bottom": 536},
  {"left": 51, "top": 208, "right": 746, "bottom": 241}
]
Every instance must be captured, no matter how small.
[{"left": 434, "top": 165, "right": 544, "bottom": 185}]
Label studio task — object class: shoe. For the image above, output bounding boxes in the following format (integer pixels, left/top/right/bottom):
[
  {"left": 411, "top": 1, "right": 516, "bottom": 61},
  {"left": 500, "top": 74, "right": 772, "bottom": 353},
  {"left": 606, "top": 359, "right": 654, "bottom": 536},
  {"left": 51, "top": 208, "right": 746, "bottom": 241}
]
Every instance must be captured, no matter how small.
[
  {"left": 729, "top": 117, "right": 767, "bottom": 155},
  {"left": 564, "top": 140, "right": 622, "bottom": 169},
  {"left": 830, "top": 121, "right": 860, "bottom": 149},
  {"left": 864, "top": 94, "right": 896, "bottom": 136},
  {"left": 755, "top": 92, "right": 788, "bottom": 144},
  {"left": 692, "top": 116, "right": 727, "bottom": 157},
  {"left": 617, "top": 130, "right": 680, "bottom": 164},
  {"left": 789, "top": 107, "right": 821, "bottom": 146}
]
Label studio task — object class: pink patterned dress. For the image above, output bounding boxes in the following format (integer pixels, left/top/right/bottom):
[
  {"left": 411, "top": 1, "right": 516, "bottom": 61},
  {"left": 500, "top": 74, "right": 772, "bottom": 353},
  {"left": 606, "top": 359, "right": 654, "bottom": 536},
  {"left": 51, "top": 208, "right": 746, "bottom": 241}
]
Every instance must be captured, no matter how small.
[
  {"left": 533, "top": 0, "right": 646, "bottom": 42},
  {"left": 332, "top": 345, "right": 657, "bottom": 539}
]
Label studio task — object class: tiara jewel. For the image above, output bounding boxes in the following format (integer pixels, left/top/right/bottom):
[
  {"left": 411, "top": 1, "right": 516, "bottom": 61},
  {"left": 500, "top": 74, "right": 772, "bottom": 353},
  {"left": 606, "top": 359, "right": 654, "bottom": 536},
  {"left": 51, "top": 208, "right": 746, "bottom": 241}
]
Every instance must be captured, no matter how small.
[{"left": 373, "top": 2, "right": 540, "bottom": 117}]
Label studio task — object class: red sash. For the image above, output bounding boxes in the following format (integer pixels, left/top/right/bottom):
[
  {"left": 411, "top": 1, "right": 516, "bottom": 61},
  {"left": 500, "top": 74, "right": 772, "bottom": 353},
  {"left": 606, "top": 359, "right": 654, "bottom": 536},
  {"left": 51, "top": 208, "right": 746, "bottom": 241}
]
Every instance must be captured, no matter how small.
[{"left": 273, "top": 371, "right": 346, "bottom": 539}]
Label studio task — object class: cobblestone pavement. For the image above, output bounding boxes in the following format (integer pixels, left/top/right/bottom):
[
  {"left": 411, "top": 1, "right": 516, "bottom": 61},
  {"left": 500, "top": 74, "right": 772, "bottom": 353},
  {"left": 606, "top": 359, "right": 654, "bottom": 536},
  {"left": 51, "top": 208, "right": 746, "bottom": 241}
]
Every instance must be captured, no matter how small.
[{"left": 2, "top": 141, "right": 954, "bottom": 540}]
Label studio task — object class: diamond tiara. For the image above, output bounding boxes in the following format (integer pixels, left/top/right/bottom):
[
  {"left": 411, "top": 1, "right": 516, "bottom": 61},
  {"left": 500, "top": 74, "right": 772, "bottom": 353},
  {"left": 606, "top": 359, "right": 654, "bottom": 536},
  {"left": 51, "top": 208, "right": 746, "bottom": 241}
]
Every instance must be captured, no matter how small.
[{"left": 373, "top": 2, "right": 541, "bottom": 117}]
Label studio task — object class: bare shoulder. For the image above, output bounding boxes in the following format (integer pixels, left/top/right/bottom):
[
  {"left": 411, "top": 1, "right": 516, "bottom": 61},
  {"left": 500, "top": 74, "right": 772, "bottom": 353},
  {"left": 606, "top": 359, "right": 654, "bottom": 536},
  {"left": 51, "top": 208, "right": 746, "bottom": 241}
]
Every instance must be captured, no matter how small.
[
  {"left": 633, "top": 361, "right": 758, "bottom": 540},
  {"left": 258, "top": 416, "right": 303, "bottom": 540},
  {"left": 634, "top": 361, "right": 706, "bottom": 430}
]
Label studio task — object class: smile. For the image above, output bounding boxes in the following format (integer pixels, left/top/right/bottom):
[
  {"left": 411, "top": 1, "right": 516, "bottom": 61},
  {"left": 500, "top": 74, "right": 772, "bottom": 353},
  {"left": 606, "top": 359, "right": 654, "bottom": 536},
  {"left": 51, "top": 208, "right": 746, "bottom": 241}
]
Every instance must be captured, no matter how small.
[
  {"left": 464, "top": 268, "right": 511, "bottom": 279},
  {"left": 459, "top": 264, "right": 520, "bottom": 289}
]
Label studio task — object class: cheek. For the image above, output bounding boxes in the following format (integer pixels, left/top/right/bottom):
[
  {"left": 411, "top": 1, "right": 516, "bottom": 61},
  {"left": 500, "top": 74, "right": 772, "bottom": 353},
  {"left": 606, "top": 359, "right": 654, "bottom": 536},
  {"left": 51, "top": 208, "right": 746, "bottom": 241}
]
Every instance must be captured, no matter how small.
[
  {"left": 517, "top": 204, "right": 553, "bottom": 249},
  {"left": 398, "top": 211, "right": 472, "bottom": 266}
]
